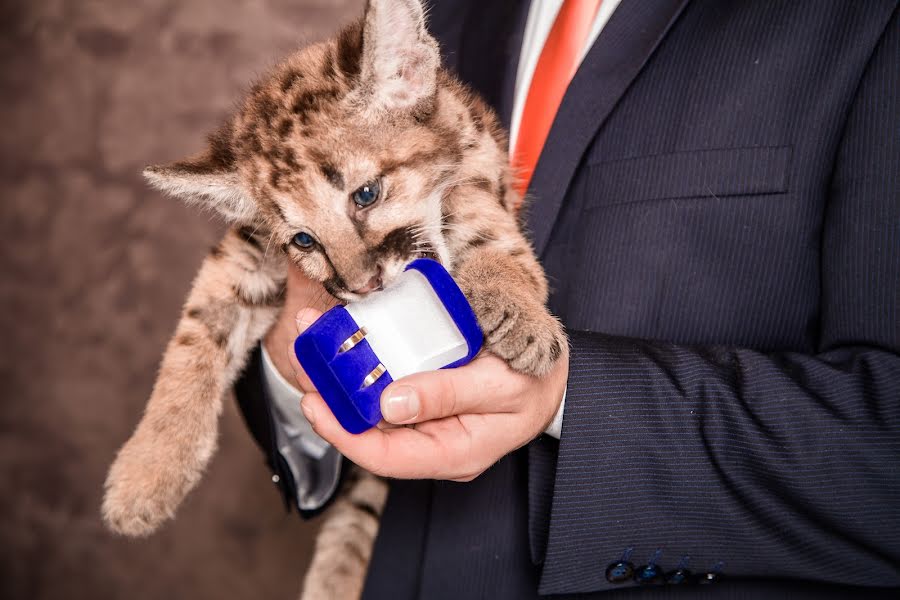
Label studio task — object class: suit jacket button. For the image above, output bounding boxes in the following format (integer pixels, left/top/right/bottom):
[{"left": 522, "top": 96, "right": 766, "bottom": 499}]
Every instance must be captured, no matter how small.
[
  {"left": 634, "top": 563, "right": 665, "bottom": 585},
  {"left": 697, "top": 571, "right": 720, "bottom": 584},
  {"left": 665, "top": 568, "right": 692, "bottom": 584},
  {"left": 605, "top": 561, "right": 635, "bottom": 584}
]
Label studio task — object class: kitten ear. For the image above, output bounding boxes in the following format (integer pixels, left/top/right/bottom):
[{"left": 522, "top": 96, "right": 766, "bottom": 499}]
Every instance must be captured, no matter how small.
[
  {"left": 358, "top": 0, "right": 439, "bottom": 112},
  {"left": 143, "top": 135, "right": 256, "bottom": 223}
]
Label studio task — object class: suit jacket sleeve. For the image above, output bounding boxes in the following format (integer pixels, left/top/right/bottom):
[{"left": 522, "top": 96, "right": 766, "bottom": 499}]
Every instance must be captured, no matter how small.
[{"left": 536, "top": 9, "right": 900, "bottom": 594}]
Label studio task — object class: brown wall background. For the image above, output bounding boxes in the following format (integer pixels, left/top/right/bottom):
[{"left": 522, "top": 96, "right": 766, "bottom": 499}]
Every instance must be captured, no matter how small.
[{"left": 0, "top": 1, "right": 365, "bottom": 598}]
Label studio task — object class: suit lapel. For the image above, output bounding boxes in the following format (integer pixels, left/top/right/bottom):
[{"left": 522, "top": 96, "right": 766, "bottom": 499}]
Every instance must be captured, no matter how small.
[
  {"left": 525, "top": 0, "right": 692, "bottom": 256},
  {"left": 457, "top": 0, "right": 531, "bottom": 130}
]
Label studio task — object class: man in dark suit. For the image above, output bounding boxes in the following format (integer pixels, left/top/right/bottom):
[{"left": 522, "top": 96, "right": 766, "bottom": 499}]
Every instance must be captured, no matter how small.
[{"left": 237, "top": 0, "right": 900, "bottom": 597}]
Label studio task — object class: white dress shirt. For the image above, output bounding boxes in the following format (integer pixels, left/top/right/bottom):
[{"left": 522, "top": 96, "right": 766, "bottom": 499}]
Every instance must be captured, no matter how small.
[
  {"left": 509, "top": 0, "right": 624, "bottom": 153},
  {"left": 261, "top": 1, "right": 624, "bottom": 489}
]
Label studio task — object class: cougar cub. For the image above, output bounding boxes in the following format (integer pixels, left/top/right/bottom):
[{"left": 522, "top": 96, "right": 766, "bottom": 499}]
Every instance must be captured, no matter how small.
[{"left": 103, "top": 0, "right": 565, "bottom": 597}]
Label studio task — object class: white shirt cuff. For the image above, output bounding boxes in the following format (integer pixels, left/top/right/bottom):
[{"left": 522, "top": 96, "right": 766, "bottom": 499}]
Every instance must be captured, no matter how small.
[
  {"left": 260, "top": 343, "right": 331, "bottom": 459},
  {"left": 543, "top": 385, "right": 566, "bottom": 439}
]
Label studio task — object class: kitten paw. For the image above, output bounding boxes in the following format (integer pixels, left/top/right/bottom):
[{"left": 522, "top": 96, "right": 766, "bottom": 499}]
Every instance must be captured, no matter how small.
[
  {"left": 472, "top": 296, "right": 566, "bottom": 378},
  {"left": 102, "top": 488, "right": 170, "bottom": 537},
  {"left": 101, "top": 439, "right": 188, "bottom": 537}
]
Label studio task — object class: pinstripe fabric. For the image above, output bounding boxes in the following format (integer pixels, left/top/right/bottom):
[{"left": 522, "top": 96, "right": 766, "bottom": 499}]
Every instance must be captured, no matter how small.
[
  {"left": 531, "top": 0, "right": 900, "bottom": 594},
  {"left": 234, "top": 1, "right": 900, "bottom": 597}
]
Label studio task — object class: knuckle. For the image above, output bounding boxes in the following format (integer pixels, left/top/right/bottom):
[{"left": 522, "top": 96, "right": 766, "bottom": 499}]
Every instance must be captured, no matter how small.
[{"left": 434, "top": 374, "right": 459, "bottom": 417}]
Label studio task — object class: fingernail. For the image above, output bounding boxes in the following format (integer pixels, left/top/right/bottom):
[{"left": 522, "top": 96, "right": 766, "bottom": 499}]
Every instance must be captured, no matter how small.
[
  {"left": 381, "top": 385, "right": 419, "bottom": 423},
  {"left": 300, "top": 398, "right": 316, "bottom": 426}
]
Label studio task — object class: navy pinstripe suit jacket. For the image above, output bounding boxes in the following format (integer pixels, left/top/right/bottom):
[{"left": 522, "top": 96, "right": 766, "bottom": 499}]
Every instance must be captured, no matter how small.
[{"left": 235, "top": 0, "right": 900, "bottom": 597}]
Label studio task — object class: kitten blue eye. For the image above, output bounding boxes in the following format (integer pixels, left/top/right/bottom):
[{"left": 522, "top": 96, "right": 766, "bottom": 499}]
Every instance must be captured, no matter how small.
[
  {"left": 293, "top": 231, "right": 315, "bottom": 249},
  {"left": 352, "top": 180, "right": 381, "bottom": 207}
]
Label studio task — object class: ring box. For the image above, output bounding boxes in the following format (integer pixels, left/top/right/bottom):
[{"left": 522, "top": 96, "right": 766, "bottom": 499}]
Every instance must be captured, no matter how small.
[{"left": 294, "top": 259, "right": 483, "bottom": 433}]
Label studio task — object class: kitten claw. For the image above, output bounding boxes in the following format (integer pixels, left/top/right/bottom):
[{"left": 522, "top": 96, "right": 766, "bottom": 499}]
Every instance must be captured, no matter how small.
[{"left": 474, "top": 297, "right": 565, "bottom": 378}]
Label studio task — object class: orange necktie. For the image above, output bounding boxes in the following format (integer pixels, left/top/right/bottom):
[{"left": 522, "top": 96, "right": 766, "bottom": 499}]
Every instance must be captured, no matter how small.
[{"left": 512, "top": 0, "right": 603, "bottom": 202}]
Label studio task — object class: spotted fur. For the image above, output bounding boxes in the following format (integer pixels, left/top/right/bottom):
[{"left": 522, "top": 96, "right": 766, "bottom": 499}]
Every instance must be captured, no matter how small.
[{"left": 103, "top": 1, "right": 566, "bottom": 598}]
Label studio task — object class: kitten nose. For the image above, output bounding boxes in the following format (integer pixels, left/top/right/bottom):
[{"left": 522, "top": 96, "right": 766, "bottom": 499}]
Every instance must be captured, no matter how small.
[{"left": 351, "top": 267, "right": 383, "bottom": 295}]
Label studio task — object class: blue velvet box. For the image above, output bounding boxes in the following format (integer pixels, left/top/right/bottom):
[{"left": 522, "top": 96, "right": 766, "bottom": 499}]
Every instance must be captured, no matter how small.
[{"left": 294, "top": 259, "right": 483, "bottom": 434}]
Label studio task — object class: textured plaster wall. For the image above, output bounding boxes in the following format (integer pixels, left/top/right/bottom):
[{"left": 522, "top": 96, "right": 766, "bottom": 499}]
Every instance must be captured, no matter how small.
[{"left": 0, "top": 1, "right": 364, "bottom": 598}]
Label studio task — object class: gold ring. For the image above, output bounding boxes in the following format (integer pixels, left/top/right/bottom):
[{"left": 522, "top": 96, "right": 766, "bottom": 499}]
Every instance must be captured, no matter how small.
[
  {"left": 361, "top": 363, "right": 386, "bottom": 388},
  {"left": 338, "top": 327, "right": 367, "bottom": 353}
]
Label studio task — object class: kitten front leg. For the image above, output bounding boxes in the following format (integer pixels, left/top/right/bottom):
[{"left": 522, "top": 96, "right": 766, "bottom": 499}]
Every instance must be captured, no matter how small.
[
  {"left": 103, "top": 227, "right": 285, "bottom": 536},
  {"left": 455, "top": 246, "right": 566, "bottom": 378}
]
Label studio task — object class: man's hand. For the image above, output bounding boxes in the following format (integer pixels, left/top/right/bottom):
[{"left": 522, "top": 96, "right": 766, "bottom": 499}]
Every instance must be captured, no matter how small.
[
  {"left": 290, "top": 307, "right": 569, "bottom": 482},
  {"left": 263, "top": 265, "right": 337, "bottom": 386}
]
